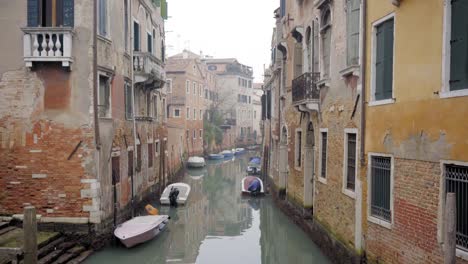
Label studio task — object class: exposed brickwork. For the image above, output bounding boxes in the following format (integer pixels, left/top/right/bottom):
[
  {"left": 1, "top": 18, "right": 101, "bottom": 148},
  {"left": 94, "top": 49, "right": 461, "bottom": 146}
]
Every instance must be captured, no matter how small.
[{"left": 366, "top": 158, "right": 468, "bottom": 264}]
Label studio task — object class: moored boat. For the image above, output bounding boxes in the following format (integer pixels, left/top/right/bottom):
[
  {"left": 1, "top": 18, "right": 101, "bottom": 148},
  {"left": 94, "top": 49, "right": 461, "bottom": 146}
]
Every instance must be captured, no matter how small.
[
  {"left": 160, "top": 183, "right": 191, "bottom": 205},
  {"left": 241, "top": 176, "right": 265, "bottom": 195},
  {"left": 208, "top": 153, "right": 224, "bottom": 160},
  {"left": 220, "top": 150, "right": 234, "bottom": 158},
  {"left": 187, "top": 156, "right": 205, "bottom": 168},
  {"left": 114, "top": 215, "right": 169, "bottom": 248},
  {"left": 235, "top": 148, "right": 246, "bottom": 155}
]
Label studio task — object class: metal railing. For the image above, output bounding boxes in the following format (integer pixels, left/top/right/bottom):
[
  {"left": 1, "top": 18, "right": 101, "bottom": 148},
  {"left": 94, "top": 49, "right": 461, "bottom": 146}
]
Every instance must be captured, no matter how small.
[
  {"left": 445, "top": 164, "right": 468, "bottom": 250},
  {"left": 370, "top": 156, "right": 392, "bottom": 222},
  {"left": 22, "top": 27, "right": 73, "bottom": 68},
  {"left": 292, "top": 72, "right": 320, "bottom": 105}
]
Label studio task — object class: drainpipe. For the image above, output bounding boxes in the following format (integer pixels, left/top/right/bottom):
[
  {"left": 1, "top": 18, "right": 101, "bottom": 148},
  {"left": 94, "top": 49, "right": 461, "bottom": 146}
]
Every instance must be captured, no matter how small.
[
  {"left": 360, "top": 0, "right": 367, "bottom": 166},
  {"left": 93, "top": 0, "right": 100, "bottom": 150},
  {"left": 130, "top": 0, "right": 136, "bottom": 218}
]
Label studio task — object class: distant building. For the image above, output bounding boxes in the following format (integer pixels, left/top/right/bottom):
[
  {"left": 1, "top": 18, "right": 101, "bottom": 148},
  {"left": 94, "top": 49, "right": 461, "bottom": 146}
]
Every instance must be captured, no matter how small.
[{"left": 203, "top": 58, "right": 255, "bottom": 146}]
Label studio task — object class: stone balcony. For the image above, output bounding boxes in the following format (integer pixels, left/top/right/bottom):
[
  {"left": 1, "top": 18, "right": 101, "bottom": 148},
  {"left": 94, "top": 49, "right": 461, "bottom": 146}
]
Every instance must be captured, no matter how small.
[
  {"left": 133, "top": 52, "right": 165, "bottom": 89},
  {"left": 22, "top": 27, "right": 73, "bottom": 68},
  {"left": 292, "top": 72, "right": 321, "bottom": 112}
]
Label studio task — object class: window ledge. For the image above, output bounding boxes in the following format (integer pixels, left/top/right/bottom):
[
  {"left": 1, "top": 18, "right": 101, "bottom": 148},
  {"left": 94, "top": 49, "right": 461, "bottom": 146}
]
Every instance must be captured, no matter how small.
[
  {"left": 317, "top": 78, "right": 330, "bottom": 88},
  {"left": 368, "top": 98, "right": 395, "bottom": 107},
  {"left": 342, "top": 188, "right": 356, "bottom": 199},
  {"left": 99, "top": 117, "right": 113, "bottom": 121},
  {"left": 318, "top": 177, "right": 327, "bottom": 184},
  {"left": 439, "top": 89, "right": 468, "bottom": 99},
  {"left": 457, "top": 248, "right": 468, "bottom": 261},
  {"left": 368, "top": 216, "right": 392, "bottom": 229},
  {"left": 340, "top": 65, "right": 360, "bottom": 78},
  {"left": 97, "top": 35, "right": 112, "bottom": 45}
]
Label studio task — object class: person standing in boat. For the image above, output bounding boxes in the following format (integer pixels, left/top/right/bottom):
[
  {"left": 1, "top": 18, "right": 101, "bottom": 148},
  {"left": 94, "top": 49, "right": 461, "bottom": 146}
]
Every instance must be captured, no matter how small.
[{"left": 169, "top": 187, "right": 180, "bottom": 207}]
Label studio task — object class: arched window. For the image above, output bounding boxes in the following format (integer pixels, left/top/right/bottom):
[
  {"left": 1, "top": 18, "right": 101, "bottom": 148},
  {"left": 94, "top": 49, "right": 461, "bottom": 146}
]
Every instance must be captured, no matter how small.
[{"left": 321, "top": 7, "right": 332, "bottom": 79}]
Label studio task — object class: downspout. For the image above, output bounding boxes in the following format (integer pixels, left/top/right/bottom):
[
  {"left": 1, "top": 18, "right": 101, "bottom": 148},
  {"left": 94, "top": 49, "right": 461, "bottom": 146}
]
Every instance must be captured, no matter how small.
[
  {"left": 93, "top": 0, "right": 100, "bottom": 150},
  {"left": 130, "top": 0, "right": 136, "bottom": 218},
  {"left": 360, "top": 0, "right": 367, "bottom": 166}
]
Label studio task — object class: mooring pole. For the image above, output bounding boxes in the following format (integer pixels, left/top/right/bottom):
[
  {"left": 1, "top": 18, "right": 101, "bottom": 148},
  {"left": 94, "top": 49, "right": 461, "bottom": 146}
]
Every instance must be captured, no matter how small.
[
  {"left": 444, "top": 192, "right": 456, "bottom": 264},
  {"left": 23, "top": 206, "right": 37, "bottom": 264}
]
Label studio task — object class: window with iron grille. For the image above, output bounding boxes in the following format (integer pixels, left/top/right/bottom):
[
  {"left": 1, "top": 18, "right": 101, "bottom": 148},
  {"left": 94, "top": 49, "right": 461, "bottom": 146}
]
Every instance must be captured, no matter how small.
[
  {"left": 345, "top": 133, "right": 357, "bottom": 191},
  {"left": 98, "top": 75, "right": 111, "bottom": 118},
  {"left": 124, "top": 83, "right": 133, "bottom": 119},
  {"left": 320, "top": 131, "right": 328, "bottom": 179},
  {"left": 136, "top": 144, "right": 142, "bottom": 172},
  {"left": 148, "top": 143, "right": 153, "bottom": 168},
  {"left": 445, "top": 164, "right": 468, "bottom": 251},
  {"left": 370, "top": 156, "right": 392, "bottom": 222}
]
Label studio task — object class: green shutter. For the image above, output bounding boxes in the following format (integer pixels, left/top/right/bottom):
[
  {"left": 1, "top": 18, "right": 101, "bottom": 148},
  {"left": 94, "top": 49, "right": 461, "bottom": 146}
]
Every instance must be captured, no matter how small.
[
  {"left": 62, "top": 0, "right": 74, "bottom": 27},
  {"left": 134, "top": 22, "right": 140, "bottom": 51},
  {"left": 27, "top": 0, "right": 39, "bottom": 27},
  {"left": 450, "top": 0, "right": 468, "bottom": 91},
  {"left": 346, "top": 0, "right": 360, "bottom": 66},
  {"left": 161, "top": 0, "right": 168, "bottom": 20},
  {"left": 375, "top": 19, "right": 394, "bottom": 100}
]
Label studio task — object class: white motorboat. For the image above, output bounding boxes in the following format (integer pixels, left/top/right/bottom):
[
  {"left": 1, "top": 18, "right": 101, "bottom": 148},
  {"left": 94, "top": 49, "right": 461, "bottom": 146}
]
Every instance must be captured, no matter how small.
[
  {"left": 114, "top": 215, "right": 169, "bottom": 248},
  {"left": 241, "top": 176, "right": 265, "bottom": 195},
  {"left": 160, "top": 183, "right": 191, "bottom": 205},
  {"left": 187, "top": 156, "right": 205, "bottom": 168}
]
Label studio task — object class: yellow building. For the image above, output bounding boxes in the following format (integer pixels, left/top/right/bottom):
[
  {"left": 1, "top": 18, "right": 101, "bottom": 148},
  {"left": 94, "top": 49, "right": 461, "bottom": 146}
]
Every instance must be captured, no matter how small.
[{"left": 363, "top": 0, "right": 468, "bottom": 263}]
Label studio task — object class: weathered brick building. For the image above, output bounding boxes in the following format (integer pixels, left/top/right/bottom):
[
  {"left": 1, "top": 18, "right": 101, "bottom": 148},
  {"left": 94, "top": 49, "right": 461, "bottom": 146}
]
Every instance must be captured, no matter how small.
[{"left": 0, "top": 0, "right": 169, "bottom": 233}]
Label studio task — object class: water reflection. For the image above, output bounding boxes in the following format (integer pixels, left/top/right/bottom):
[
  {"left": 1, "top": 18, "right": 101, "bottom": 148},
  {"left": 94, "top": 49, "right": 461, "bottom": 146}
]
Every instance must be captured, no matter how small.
[{"left": 85, "top": 155, "right": 329, "bottom": 264}]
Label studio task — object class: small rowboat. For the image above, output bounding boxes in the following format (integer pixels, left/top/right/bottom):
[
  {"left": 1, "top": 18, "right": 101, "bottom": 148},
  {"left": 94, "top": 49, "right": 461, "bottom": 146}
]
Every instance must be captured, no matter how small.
[
  {"left": 114, "top": 215, "right": 169, "bottom": 248},
  {"left": 187, "top": 156, "right": 205, "bottom": 168},
  {"left": 160, "top": 183, "right": 191, "bottom": 206},
  {"left": 208, "top": 153, "right": 224, "bottom": 160},
  {"left": 235, "top": 148, "right": 246, "bottom": 155},
  {"left": 241, "top": 176, "right": 265, "bottom": 195}
]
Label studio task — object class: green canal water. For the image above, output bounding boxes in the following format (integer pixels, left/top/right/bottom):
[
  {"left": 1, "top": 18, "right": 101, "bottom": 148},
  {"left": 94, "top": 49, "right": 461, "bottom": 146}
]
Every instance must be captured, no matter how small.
[{"left": 85, "top": 155, "right": 330, "bottom": 264}]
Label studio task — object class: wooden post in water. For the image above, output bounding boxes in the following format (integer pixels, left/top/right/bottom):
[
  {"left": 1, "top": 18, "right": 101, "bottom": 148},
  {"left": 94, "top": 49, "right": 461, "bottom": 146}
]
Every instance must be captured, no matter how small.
[
  {"left": 23, "top": 206, "right": 37, "bottom": 264},
  {"left": 444, "top": 192, "right": 456, "bottom": 264}
]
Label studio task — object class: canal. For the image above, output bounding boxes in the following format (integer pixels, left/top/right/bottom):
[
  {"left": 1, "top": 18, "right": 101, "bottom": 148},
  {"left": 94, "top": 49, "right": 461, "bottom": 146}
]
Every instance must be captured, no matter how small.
[{"left": 85, "top": 154, "right": 330, "bottom": 264}]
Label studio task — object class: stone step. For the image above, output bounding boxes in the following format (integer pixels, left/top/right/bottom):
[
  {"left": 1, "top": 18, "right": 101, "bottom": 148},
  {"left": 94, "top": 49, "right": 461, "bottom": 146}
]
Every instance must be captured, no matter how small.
[
  {"left": 50, "top": 246, "right": 86, "bottom": 264},
  {"left": 37, "top": 242, "right": 76, "bottom": 264},
  {"left": 37, "top": 236, "right": 66, "bottom": 259},
  {"left": 67, "top": 250, "right": 94, "bottom": 264},
  {"left": 0, "top": 227, "right": 17, "bottom": 237}
]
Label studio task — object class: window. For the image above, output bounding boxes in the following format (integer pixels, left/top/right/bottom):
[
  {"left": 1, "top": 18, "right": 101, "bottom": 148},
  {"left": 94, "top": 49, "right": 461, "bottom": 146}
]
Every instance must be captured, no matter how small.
[
  {"left": 124, "top": 83, "right": 133, "bottom": 119},
  {"left": 134, "top": 21, "right": 140, "bottom": 51},
  {"left": 238, "top": 77, "right": 241, "bottom": 86},
  {"left": 186, "top": 80, "right": 190, "bottom": 94},
  {"left": 27, "top": 0, "right": 75, "bottom": 27},
  {"left": 319, "top": 129, "right": 328, "bottom": 181},
  {"left": 199, "top": 129, "right": 203, "bottom": 139},
  {"left": 443, "top": 0, "right": 468, "bottom": 95},
  {"left": 128, "top": 150, "right": 134, "bottom": 177},
  {"left": 174, "top": 108, "right": 181, "bottom": 117},
  {"left": 146, "top": 92, "right": 153, "bottom": 118},
  {"left": 98, "top": 74, "right": 111, "bottom": 118},
  {"left": 163, "top": 98, "right": 167, "bottom": 120},
  {"left": 124, "top": 0, "right": 129, "bottom": 51},
  {"left": 343, "top": 129, "right": 357, "bottom": 195},
  {"left": 248, "top": 80, "right": 252, "bottom": 88},
  {"left": 154, "top": 94, "right": 158, "bottom": 120},
  {"left": 147, "top": 32, "right": 153, "bottom": 53},
  {"left": 148, "top": 143, "right": 153, "bottom": 168},
  {"left": 193, "top": 82, "right": 197, "bottom": 95},
  {"left": 155, "top": 140, "right": 160, "bottom": 156},
  {"left": 98, "top": 0, "right": 107, "bottom": 36},
  {"left": 295, "top": 130, "right": 302, "bottom": 168},
  {"left": 186, "top": 107, "right": 190, "bottom": 119},
  {"left": 205, "top": 89, "right": 208, "bottom": 99},
  {"left": 444, "top": 164, "right": 468, "bottom": 252},
  {"left": 193, "top": 130, "right": 196, "bottom": 139},
  {"left": 346, "top": 0, "right": 360, "bottom": 66},
  {"left": 111, "top": 155, "right": 120, "bottom": 185},
  {"left": 193, "top": 109, "right": 197, "bottom": 120},
  {"left": 321, "top": 7, "right": 332, "bottom": 79},
  {"left": 369, "top": 154, "right": 393, "bottom": 226},
  {"left": 280, "top": 0, "right": 286, "bottom": 17},
  {"left": 313, "top": 20, "right": 320, "bottom": 73},
  {"left": 136, "top": 142, "right": 142, "bottom": 172},
  {"left": 371, "top": 16, "right": 394, "bottom": 103},
  {"left": 199, "top": 85, "right": 203, "bottom": 97},
  {"left": 166, "top": 79, "right": 172, "bottom": 93},
  {"left": 200, "top": 110, "right": 203, "bottom": 120},
  {"left": 254, "top": 111, "right": 256, "bottom": 119}
]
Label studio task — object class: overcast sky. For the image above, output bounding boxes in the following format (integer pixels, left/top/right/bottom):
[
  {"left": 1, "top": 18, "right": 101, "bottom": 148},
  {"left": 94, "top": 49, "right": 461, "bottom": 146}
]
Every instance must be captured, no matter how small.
[{"left": 165, "top": 0, "right": 279, "bottom": 82}]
